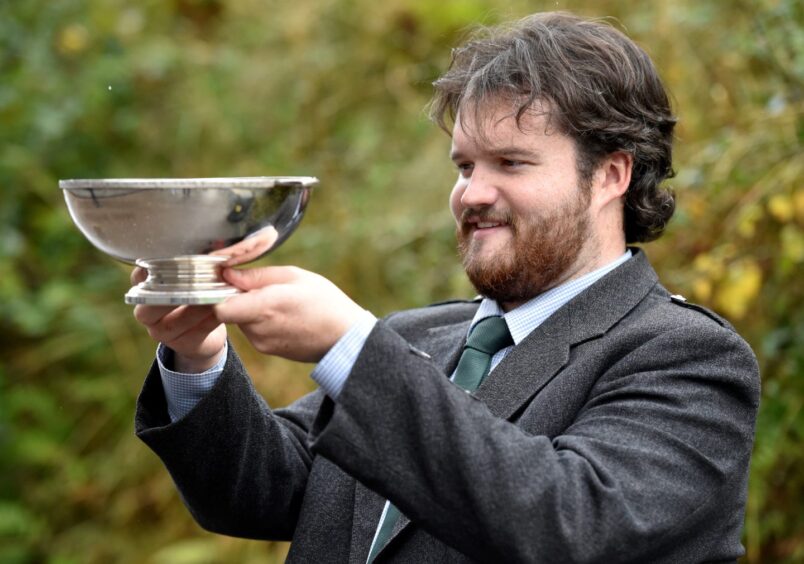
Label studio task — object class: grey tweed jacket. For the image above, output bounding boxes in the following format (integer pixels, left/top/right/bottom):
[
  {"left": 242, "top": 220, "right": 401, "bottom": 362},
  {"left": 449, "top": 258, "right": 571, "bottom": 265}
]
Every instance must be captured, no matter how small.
[{"left": 136, "top": 249, "right": 760, "bottom": 563}]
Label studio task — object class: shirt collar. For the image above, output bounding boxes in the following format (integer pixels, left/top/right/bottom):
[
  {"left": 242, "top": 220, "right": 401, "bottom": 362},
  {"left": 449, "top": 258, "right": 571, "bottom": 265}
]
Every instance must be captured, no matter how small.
[{"left": 470, "top": 250, "right": 633, "bottom": 344}]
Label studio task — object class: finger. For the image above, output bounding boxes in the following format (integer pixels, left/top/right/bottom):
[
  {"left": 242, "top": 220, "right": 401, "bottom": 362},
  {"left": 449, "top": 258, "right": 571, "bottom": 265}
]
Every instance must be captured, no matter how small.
[
  {"left": 133, "top": 304, "right": 180, "bottom": 326},
  {"left": 222, "top": 266, "right": 300, "bottom": 291},
  {"left": 194, "top": 313, "right": 225, "bottom": 335},
  {"left": 169, "top": 313, "right": 224, "bottom": 350},
  {"left": 214, "top": 290, "right": 272, "bottom": 325},
  {"left": 152, "top": 306, "right": 218, "bottom": 343},
  {"left": 131, "top": 266, "right": 148, "bottom": 285}
]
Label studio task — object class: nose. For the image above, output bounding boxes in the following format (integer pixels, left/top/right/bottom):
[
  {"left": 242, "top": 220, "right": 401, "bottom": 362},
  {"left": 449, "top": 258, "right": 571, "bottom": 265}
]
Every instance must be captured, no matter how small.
[
  {"left": 450, "top": 167, "right": 498, "bottom": 222},
  {"left": 459, "top": 167, "right": 498, "bottom": 209}
]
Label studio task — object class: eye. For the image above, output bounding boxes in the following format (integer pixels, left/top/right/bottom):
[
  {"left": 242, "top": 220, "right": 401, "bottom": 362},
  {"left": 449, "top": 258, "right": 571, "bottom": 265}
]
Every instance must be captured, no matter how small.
[
  {"left": 455, "top": 162, "right": 474, "bottom": 177},
  {"left": 501, "top": 159, "right": 525, "bottom": 168}
]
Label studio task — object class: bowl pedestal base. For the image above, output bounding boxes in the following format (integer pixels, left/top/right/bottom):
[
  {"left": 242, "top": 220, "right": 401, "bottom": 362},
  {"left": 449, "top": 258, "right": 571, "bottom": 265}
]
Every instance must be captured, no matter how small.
[{"left": 125, "top": 256, "right": 239, "bottom": 305}]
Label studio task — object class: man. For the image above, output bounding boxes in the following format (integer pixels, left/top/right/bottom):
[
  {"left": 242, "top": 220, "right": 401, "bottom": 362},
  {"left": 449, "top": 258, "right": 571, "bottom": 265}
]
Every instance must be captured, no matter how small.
[{"left": 134, "top": 12, "right": 759, "bottom": 563}]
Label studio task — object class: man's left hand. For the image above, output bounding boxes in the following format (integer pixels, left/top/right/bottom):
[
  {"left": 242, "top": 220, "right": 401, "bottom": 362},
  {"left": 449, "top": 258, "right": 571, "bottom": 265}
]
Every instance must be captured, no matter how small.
[{"left": 214, "top": 266, "right": 367, "bottom": 363}]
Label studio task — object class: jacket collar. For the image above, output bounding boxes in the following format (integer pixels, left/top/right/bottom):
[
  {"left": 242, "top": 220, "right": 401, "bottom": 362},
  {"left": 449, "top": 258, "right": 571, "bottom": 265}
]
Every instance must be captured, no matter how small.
[
  {"left": 476, "top": 248, "right": 657, "bottom": 419},
  {"left": 410, "top": 248, "right": 657, "bottom": 420},
  {"left": 475, "top": 249, "right": 658, "bottom": 419}
]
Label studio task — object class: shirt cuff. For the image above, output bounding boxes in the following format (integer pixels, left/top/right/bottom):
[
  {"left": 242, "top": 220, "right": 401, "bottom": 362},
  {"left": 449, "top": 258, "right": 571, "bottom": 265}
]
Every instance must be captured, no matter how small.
[
  {"left": 157, "top": 341, "right": 228, "bottom": 422},
  {"left": 311, "top": 310, "right": 377, "bottom": 400}
]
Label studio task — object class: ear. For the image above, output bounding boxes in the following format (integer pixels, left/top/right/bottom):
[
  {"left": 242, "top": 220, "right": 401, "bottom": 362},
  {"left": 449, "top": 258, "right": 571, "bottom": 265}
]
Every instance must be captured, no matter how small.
[{"left": 593, "top": 151, "right": 633, "bottom": 208}]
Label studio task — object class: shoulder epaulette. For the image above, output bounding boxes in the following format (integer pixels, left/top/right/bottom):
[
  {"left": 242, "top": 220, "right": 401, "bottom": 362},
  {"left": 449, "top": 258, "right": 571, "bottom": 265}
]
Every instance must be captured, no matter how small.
[{"left": 669, "top": 294, "right": 732, "bottom": 328}]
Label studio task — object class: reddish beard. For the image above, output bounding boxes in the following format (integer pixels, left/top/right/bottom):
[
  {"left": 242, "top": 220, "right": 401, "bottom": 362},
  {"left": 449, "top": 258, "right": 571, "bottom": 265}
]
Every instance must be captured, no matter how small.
[{"left": 456, "top": 192, "right": 591, "bottom": 304}]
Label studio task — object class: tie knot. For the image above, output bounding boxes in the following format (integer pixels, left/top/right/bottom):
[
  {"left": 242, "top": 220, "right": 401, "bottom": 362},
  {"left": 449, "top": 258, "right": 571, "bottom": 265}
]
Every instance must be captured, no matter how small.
[{"left": 466, "top": 316, "right": 513, "bottom": 355}]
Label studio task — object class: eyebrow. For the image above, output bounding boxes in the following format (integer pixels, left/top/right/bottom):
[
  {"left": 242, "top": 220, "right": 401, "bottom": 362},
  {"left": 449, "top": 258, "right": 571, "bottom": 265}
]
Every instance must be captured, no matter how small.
[{"left": 450, "top": 147, "right": 542, "bottom": 161}]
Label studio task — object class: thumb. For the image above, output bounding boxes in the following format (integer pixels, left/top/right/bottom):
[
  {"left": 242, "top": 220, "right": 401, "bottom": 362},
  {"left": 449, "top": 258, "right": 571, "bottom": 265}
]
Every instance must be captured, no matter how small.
[
  {"left": 222, "top": 266, "right": 300, "bottom": 290},
  {"left": 214, "top": 291, "right": 262, "bottom": 325},
  {"left": 130, "top": 266, "right": 147, "bottom": 285}
]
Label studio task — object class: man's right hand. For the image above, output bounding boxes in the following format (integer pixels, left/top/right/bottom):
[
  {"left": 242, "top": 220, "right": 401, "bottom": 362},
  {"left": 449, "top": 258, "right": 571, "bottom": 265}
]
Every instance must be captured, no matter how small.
[{"left": 131, "top": 267, "right": 227, "bottom": 373}]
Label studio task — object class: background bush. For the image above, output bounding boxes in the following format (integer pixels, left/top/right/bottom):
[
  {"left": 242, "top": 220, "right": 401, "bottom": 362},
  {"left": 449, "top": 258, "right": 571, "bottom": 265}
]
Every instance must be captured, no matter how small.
[{"left": 0, "top": 0, "right": 801, "bottom": 562}]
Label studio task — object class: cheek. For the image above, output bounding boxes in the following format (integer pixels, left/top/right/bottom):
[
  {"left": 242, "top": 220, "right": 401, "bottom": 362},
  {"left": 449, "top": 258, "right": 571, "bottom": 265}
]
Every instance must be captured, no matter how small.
[{"left": 449, "top": 181, "right": 465, "bottom": 223}]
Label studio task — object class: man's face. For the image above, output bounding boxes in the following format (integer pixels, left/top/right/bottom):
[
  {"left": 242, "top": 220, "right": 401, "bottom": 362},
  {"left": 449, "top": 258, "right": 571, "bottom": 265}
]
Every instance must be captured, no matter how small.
[{"left": 449, "top": 100, "right": 595, "bottom": 308}]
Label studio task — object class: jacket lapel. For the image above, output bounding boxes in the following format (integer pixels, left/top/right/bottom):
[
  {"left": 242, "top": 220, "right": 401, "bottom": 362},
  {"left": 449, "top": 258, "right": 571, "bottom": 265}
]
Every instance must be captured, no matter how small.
[
  {"left": 350, "top": 482, "right": 386, "bottom": 564},
  {"left": 419, "top": 319, "right": 473, "bottom": 375},
  {"left": 475, "top": 306, "right": 572, "bottom": 419}
]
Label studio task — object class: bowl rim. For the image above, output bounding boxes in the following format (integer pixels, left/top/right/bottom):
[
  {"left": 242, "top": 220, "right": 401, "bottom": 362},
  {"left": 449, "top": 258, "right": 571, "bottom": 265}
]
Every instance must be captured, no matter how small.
[{"left": 59, "top": 176, "right": 319, "bottom": 190}]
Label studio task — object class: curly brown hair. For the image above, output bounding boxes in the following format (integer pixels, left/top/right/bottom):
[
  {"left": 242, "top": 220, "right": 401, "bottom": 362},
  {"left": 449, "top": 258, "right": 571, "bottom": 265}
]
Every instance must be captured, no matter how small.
[{"left": 430, "top": 12, "right": 677, "bottom": 243}]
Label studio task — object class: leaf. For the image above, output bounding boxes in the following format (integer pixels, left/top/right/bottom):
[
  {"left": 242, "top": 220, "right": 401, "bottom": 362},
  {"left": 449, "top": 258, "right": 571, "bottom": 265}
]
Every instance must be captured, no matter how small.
[
  {"left": 0, "top": 501, "right": 41, "bottom": 537},
  {"left": 767, "top": 193, "right": 795, "bottom": 223},
  {"left": 714, "top": 258, "right": 763, "bottom": 320}
]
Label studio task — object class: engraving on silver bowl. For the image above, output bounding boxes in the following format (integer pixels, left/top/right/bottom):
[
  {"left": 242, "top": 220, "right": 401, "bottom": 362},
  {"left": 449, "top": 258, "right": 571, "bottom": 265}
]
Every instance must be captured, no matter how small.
[{"left": 60, "top": 177, "right": 317, "bottom": 305}]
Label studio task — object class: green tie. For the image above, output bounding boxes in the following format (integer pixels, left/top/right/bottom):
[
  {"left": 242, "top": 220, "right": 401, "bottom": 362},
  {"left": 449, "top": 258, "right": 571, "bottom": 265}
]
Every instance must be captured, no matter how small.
[
  {"left": 451, "top": 315, "right": 514, "bottom": 391},
  {"left": 366, "top": 316, "right": 513, "bottom": 562}
]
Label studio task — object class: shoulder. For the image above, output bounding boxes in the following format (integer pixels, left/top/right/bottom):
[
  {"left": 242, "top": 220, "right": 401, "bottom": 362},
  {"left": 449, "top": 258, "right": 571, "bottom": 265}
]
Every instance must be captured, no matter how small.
[
  {"left": 637, "top": 285, "right": 739, "bottom": 334},
  {"left": 622, "top": 285, "right": 759, "bottom": 382},
  {"left": 593, "top": 284, "right": 761, "bottom": 408},
  {"left": 666, "top": 292, "right": 735, "bottom": 330},
  {"left": 598, "top": 275, "right": 758, "bottom": 366}
]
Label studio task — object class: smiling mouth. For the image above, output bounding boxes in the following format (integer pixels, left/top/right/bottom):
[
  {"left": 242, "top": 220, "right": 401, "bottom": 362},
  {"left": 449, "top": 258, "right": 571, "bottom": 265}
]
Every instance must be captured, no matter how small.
[
  {"left": 467, "top": 218, "right": 511, "bottom": 233},
  {"left": 460, "top": 209, "right": 514, "bottom": 236},
  {"left": 463, "top": 221, "right": 511, "bottom": 243}
]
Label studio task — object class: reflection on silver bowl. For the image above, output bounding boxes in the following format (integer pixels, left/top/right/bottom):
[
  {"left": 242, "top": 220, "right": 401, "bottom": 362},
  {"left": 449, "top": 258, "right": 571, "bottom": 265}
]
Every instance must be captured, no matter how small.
[{"left": 60, "top": 177, "right": 318, "bottom": 305}]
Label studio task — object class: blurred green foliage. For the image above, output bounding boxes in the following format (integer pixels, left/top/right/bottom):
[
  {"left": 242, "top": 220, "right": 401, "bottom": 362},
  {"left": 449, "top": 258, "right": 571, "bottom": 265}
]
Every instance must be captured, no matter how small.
[{"left": 0, "top": 0, "right": 801, "bottom": 562}]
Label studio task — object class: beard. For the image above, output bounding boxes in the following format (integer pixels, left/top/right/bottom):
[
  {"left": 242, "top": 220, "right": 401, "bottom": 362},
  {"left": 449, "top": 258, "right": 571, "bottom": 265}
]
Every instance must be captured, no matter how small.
[{"left": 457, "top": 190, "right": 592, "bottom": 304}]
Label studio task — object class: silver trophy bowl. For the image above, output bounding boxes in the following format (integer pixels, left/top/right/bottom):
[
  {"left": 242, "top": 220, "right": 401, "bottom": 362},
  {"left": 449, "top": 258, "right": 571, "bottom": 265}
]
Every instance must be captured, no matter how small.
[{"left": 60, "top": 176, "right": 317, "bottom": 305}]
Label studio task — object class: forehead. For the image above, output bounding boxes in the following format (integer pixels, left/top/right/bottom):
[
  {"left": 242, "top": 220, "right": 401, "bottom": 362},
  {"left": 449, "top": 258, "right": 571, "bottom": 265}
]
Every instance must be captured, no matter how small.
[{"left": 451, "top": 98, "right": 563, "bottom": 150}]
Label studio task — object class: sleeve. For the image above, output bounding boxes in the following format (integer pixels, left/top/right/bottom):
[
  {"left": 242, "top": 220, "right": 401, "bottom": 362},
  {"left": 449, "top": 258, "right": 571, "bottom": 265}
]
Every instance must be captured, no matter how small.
[
  {"left": 157, "top": 341, "right": 228, "bottom": 422},
  {"left": 135, "top": 344, "right": 325, "bottom": 541},
  {"left": 309, "top": 309, "right": 377, "bottom": 399},
  {"left": 307, "top": 319, "right": 760, "bottom": 563}
]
